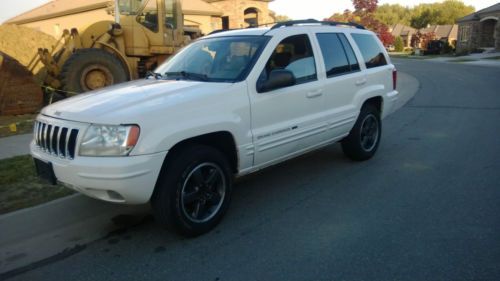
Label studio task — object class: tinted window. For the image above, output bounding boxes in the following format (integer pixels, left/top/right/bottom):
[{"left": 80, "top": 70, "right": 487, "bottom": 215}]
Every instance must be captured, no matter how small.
[
  {"left": 259, "top": 34, "right": 317, "bottom": 90},
  {"left": 338, "top": 34, "right": 360, "bottom": 71},
  {"left": 351, "top": 34, "right": 387, "bottom": 69},
  {"left": 316, "top": 33, "right": 359, "bottom": 77}
]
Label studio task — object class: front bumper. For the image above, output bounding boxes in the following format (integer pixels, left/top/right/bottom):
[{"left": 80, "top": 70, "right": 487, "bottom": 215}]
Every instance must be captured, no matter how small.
[{"left": 31, "top": 141, "right": 167, "bottom": 204}]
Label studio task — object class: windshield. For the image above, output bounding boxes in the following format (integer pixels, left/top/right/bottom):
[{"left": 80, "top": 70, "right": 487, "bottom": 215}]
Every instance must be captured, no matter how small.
[{"left": 155, "top": 36, "right": 270, "bottom": 82}]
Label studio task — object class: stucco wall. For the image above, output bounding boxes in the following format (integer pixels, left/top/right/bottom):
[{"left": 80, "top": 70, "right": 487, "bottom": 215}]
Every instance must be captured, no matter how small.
[
  {"left": 208, "top": 0, "right": 274, "bottom": 29},
  {"left": 21, "top": 9, "right": 113, "bottom": 39},
  {"left": 184, "top": 14, "right": 221, "bottom": 35}
]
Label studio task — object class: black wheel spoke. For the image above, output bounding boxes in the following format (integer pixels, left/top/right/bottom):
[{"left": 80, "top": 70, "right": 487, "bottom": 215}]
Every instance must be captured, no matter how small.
[
  {"left": 192, "top": 201, "right": 202, "bottom": 219},
  {"left": 192, "top": 169, "right": 204, "bottom": 186},
  {"left": 183, "top": 190, "right": 200, "bottom": 205},
  {"left": 205, "top": 168, "right": 220, "bottom": 189},
  {"left": 207, "top": 192, "right": 222, "bottom": 206},
  {"left": 196, "top": 201, "right": 207, "bottom": 220},
  {"left": 360, "top": 114, "right": 379, "bottom": 152},
  {"left": 181, "top": 162, "right": 226, "bottom": 223}
]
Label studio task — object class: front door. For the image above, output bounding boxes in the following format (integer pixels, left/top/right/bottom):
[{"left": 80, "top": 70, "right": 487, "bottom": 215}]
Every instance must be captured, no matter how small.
[{"left": 248, "top": 33, "right": 328, "bottom": 167}]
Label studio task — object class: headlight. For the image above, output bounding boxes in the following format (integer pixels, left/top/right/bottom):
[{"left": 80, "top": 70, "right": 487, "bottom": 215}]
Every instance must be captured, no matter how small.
[{"left": 79, "top": 124, "right": 140, "bottom": 156}]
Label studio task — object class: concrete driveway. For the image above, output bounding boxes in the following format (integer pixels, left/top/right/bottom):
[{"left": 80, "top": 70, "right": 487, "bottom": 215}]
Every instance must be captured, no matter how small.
[{"left": 6, "top": 59, "right": 500, "bottom": 281}]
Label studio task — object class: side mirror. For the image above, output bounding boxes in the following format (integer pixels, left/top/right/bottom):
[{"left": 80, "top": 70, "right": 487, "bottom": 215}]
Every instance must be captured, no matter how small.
[{"left": 257, "top": 70, "right": 296, "bottom": 93}]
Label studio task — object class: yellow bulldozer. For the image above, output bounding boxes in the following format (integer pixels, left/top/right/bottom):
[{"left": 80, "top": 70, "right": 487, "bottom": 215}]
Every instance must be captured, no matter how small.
[{"left": 0, "top": 0, "right": 200, "bottom": 114}]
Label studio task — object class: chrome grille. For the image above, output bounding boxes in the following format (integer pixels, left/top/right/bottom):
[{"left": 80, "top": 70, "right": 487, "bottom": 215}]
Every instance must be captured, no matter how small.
[{"left": 34, "top": 121, "right": 79, "bottom": 159}]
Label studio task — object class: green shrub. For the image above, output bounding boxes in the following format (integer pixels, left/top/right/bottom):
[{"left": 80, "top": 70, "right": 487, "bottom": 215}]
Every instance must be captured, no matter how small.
[{"left": 394, "top": 36, "right": 404, "bottom": 52}]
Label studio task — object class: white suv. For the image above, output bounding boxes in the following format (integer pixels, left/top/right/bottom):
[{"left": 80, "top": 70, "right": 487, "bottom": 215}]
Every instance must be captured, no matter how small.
[{"left": 31, "top": 20, "right": 399, "bottom": 236}]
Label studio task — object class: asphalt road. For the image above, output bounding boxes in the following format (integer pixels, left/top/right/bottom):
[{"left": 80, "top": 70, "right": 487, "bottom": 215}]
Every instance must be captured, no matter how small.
[{"left": 8, "top": 59, "right": 500, "bottom": 281}]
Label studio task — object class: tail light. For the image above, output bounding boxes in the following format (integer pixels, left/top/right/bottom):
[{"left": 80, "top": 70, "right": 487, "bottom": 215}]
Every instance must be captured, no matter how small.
[{"left": 392, "top": 68, "right": 397, "bottom": 90}]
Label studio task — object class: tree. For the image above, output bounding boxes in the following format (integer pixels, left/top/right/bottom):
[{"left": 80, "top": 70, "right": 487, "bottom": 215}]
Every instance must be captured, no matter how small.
[
  {"left": 372, "top": 0, "right": 475, "bottom": 28},
  {"left": 325, "top": 0, "right": 394, "bottom": 47},
  {"left": 374, "top": 4, "right": 412, "bottom": 26},
  {"left": 394, "top": 36, "right": 404, "bottom": 52},
  {"left": 275, "top": 15, "right": 291, "bottom": 23},
  {"left": 352, "top": 0, "right": 378, "bottom": 14},
  {"left": 410, "top": 9, "right": 441, "bottom": 29},
  {"left": 326, "top": 9, "right": 362, "bottom": 22},
  {"left": 411, "top": 31, "right": 436, "bottom": 48}
]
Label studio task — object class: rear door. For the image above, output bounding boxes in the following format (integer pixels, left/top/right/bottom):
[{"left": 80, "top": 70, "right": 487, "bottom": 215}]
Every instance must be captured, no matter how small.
[
  {"left": 312, "top": 31, "right": 366, "bottom": 139},
  {"left": 350, "top": 33, "right": 394, "bottom": 107}
]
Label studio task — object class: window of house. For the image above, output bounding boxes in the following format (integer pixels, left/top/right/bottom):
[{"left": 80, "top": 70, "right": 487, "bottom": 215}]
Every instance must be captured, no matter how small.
[
  {"left": 259, "top": 34, "right": 317, "bottom": 88},
  {"left": 222, "top": 16, "right": 229, "bottom": 30},
  {"left": 316, "top": 33, "right": 360, "bottom": 77},
  {"left": 244, "top": 8, "right": 259, "bottom": 27},
  {"left": 460, "top": 25, "right": 471, "bottom": 42},
  {"left": 351, "top": 33, "right": 387, "bottom": 69}
]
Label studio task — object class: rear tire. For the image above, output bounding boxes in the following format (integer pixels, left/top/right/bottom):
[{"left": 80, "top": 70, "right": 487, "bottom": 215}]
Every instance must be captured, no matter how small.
[
  {"left": 152, "top": 145, "right": 233, "bottom": 237},
  {"left": 59, "top": 49, "right": 128, "bottom": 95},
  {"left": 341, "top": 104, "right": 381, "bottom": 161}
]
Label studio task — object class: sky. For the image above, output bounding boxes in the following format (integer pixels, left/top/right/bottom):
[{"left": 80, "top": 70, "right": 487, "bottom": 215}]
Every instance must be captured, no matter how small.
[{"left": 0, "top": 0, "right": 499, "bottom": 23}]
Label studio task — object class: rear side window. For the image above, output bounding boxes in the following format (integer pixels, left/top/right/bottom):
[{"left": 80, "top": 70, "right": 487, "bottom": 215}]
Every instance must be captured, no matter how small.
[
  {"left": 351, "top": 34, "right": 387, "bottom": 69},
  {"left": 316, "top": 33, "right": 360, "bottom": 77}
]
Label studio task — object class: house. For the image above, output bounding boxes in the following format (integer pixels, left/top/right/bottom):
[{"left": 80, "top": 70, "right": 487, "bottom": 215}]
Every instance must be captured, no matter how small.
[
  {"left": 390, "top": 23, "right": 416, "bottom": 49},
  {"left": 456, "top": 3, "right": 500, "bottom": 53},
  {"left": 4, "top": 0, "right": 275, "bottom": 37},
  {"left": 390, "top": 23, "right": 458, "bottom": 49},
  {"left": 419, "top": 24, "right": 458, "bottom": 48}
]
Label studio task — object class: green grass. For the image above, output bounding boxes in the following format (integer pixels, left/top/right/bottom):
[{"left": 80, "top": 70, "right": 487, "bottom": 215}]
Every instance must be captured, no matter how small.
[
  {"left": 0, "top": 114, "right": 36, "bottom": 138},
  {"left": 0, "top": 155, "right": 74, "bottom": 215}
]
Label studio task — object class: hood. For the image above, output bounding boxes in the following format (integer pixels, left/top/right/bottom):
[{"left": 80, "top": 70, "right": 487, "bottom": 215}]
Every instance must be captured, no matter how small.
[{"left": 41, "top": 79, "right": 227, "bottom": 124}]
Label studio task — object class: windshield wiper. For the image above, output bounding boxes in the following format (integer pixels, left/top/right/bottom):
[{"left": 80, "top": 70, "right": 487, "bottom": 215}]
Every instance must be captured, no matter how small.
[
  {"left": 146, "top": 71, "right": 163, "bottom": 79},
  {"left": 163, "top": 71, "right": 208, "bottom": 81}
]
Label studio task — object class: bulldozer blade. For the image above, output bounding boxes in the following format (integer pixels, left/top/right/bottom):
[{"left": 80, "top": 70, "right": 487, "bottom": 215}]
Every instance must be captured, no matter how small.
[{"left": 0, "top": 52, "right": 43, "bottom": 116}]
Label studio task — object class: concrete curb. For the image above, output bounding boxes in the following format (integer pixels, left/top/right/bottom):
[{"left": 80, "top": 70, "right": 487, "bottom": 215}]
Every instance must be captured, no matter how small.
[
  {"left": 0, "top": 134, "right": 32, "bottom": 160},
  {"left": 394, "top": 71, "right": 419, "bottom": 111},
  {"left": 0, "top": 194, "right": 150, "bottom": 276}
]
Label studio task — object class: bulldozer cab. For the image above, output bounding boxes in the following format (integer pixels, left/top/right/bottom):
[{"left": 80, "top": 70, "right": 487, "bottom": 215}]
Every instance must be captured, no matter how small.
[{"left": 118, "top": 0, "right": 184, "bottom": 56}]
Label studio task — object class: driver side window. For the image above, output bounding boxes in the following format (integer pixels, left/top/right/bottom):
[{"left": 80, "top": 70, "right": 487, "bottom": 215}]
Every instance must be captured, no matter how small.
[
  {"left": 258, "top": 34, "right": 317, "bottom": 92},
  {"left": 137, "top": 0, "right": 159, "bottom": 32}
]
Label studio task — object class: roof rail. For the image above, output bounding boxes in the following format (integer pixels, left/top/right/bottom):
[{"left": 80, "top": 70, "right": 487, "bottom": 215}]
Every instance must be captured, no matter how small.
[
  {"left": 208, "top": 28, "right": 238, "bottom": 35},
  {"left": 270, "top": 19, "right": 365, "bottom": 30}
]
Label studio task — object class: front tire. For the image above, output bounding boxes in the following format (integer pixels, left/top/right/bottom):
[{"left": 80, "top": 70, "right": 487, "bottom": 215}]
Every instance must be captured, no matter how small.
[
  {"left": 152, "top": 145, "right": 233, "bottom": 237},
  {"left": 59, "top": 49, "right": 128, "bottom": 95},
  {"left": 341, "top": 104, "right": 381, "bottom": 161}
]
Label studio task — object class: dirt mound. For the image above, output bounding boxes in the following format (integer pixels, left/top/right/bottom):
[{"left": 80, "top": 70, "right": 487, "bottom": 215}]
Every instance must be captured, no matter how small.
[
  {"left": 0, "top": 24, "right": 57, "bottom": 74},
  {"left": 0, "top": 52, "right": 43, "bottom": 115}
]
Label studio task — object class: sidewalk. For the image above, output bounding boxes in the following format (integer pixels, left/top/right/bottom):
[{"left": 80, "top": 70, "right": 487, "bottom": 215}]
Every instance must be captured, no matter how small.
[
  {"left": 0, "top": 134, "right": 32, "bottom": 159},
  {"left": 427, "top": 51, "right": 500, "bottom": 67}
]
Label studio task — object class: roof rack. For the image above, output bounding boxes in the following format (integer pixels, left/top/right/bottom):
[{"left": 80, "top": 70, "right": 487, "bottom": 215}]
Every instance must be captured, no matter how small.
[{"left": 270, "top": 19, "right": 365, "bottom": 30}]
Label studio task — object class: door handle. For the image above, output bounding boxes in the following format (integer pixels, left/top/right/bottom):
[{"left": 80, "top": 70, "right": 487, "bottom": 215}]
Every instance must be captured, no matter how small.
[
  {"left": 306, "top": 90, "right": 323, "bottom": 99},
  {"left": 355, "top": 78, "right": 367, "bottom": 86}
]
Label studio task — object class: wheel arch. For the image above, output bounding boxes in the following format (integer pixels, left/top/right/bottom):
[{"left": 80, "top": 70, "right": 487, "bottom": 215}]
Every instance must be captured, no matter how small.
[
  {"left": 160, "top": 131, "right": 239, "bottom": 174},
  {"left": 151, "top": 131, "right": 239, "bottom": 202},
  {"left": 362, "top": 96, "right": 383, "bottom": 115}
]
